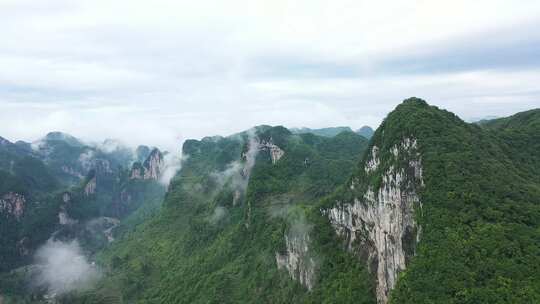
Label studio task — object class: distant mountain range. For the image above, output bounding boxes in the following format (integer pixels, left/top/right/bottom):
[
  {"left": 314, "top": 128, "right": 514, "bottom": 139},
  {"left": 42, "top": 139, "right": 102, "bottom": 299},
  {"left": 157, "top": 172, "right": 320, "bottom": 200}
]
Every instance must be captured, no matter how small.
[{"left": 291, "top": 125, "right": 374, "bottom": 139}]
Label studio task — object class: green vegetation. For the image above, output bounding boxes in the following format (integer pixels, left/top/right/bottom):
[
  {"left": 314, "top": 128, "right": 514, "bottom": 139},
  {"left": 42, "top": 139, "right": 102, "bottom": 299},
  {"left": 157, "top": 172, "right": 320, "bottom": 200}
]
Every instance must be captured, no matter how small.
[
  {"left": 0, "top": 134, "right": 167, "bottom": 300},
  {"left": 85, "top": 126, "right": 374, "bottom": 303},
  {"left": 378, "top": 99, "right": 540, "bottom": 303},
  {"left": 1, "top": 99, "right": 539, "bottom": 304},
  {"left": 0, "top": 152, "right": 63, "bottom": 272},
  {"left": 291, "top": 126, "right": 354, "bottom": 138}
]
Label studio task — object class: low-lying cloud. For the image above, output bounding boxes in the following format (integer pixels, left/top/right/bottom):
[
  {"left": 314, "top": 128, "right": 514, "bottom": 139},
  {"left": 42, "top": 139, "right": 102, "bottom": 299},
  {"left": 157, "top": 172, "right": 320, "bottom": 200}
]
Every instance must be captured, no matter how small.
[
  {"left": 159, "top": 152, "right": 183, "bottom": 186},
  {"left": 210, "top": 133, "right": 259, "bottom": 198},
  {"left": 33, "top": 239, "right": 101, "bottom": 295},
  {"left": 208, "top": 206, "right": 228, "bottom": 225}
]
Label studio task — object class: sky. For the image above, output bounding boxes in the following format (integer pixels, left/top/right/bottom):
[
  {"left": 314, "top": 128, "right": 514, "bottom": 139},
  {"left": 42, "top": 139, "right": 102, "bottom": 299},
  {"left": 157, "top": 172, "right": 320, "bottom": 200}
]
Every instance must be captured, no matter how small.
[{"left": 1, "top": 0, "right": 540, "bottom": 151}]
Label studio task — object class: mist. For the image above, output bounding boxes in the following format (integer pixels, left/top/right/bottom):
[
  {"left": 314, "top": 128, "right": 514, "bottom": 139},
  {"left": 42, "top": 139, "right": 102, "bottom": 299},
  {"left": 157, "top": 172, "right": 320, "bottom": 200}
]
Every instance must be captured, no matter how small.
[
  {"left": 211, "top": 133, "right": 259, "bottom": 196},
  {"left": 32, "top": 239, "right": 101, "bottom": 296},
  {"left": 208, "top": 206, "right": 228, "bottom": 225},
  {"left": 159, "top": 152, "right": 183, "bottom": 186},
  {"left": 268, "top": 203, "right": 313, "bottom": 238}
]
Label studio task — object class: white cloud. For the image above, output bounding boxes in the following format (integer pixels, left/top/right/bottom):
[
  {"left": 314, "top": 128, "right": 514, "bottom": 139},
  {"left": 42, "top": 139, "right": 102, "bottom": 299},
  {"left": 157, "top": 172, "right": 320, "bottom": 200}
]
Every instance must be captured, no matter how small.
[
  {"left": 33, "top": 239, "right": 101, "bottom": 295},
  {"left": 0, "top": 0, "right": 539, "bottom": 148}
]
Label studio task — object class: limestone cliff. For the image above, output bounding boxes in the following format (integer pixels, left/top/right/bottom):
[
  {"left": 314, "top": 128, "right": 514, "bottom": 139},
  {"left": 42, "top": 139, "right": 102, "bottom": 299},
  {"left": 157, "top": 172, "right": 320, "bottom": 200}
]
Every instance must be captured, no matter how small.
[
  {"left": 0, "top": 192, "right": 25, "bottom": 220},
  {"left": 84, "top": 176, "right": 97, "bottom": 196},
  {"left": 325, "top": 137, "right": 424, "bottom": 303},
  {"left": 259, "top": 139, "right": 285, "bottom": 164},
  {"left": 275, "top": 230, "right": 316, "bottom": 290},
  {"left": 130, "top": 148, "right": 165, "bottom": 180},
  {"left": 143, "top": 148, "right": 164, "bottom": 179}
]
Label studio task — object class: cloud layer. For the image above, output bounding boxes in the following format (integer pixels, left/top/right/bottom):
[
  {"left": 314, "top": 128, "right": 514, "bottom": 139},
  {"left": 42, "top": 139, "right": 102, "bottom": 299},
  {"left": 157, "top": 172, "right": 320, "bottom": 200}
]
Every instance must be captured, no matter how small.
[{"left": 1, "top": 0, "right": 540, "bottom": 150}]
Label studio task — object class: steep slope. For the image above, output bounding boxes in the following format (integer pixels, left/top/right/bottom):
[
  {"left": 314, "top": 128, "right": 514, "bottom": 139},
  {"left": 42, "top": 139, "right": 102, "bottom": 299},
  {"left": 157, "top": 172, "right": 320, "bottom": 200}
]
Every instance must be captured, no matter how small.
[
  {"left": 31, "top": 132, "right": 136, "bottom": 185},
  {"left": 3, "top": 100, "right": 538, "bottom": 304},
  {"left": 84, "top": 127, "right": 373, "bottom": 303},
  {"left": 0, "top": 138, "right": 63, "bottom": 272},
  {"left": 0, "top": 133, "right": 172, "bottom": 300},
  {"left": 323, "top": 98, "right": 540, "bottom": 303}
]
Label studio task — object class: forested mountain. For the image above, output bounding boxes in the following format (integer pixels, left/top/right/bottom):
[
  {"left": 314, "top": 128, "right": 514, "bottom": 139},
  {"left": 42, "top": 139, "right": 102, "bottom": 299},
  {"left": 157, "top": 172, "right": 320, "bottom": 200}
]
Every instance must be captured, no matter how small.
[
  {"left": 290, "top": 126, "right": 374, "bottom": 139},
  {"left": 1, "top": 98, "right": 539, "bottom": 303},
  {"left": 291, "top": 126, "right": 355, "bottom": 137},
  {"left": 79, "top": 126, "right": 372, "bottom": 303},
  {"left": 327, "top": 99, "right": 540, "bottom": 303},
  {"left": 356, "top": 126, "right": 375, "bottom": 139},
  {"left": 0, "top": 133, "right": 172, "bottom": 302}
]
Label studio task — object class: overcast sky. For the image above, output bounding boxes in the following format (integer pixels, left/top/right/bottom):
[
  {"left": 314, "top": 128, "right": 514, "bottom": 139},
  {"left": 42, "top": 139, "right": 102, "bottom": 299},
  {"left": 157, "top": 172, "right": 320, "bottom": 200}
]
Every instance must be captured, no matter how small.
[{"left": 1, "top": 0, "right": 540, "bottom": 151}]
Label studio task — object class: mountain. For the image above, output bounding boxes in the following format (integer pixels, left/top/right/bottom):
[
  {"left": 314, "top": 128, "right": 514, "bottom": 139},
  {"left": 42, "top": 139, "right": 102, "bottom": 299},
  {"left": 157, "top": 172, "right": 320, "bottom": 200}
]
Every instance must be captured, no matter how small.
[
  {"left": 130, "top": 148, "right": 165, "bottom": 180},
  {"left": 31, "top": 132, "right": 135, "bottom": 185},
  {"left": 1, "top": 99, "right": 539, "bottom": 303},
  {"left": 79, "top": 126, "right": 372, "bottom": 303},
  {"left": 42, "top": 131, "right": 85, "bottom": 147},
  {"left": 467, "top": 115, "right": 500, "bottom": 124},
  {"left": 0, "top": 132, "right": 171, "bottom": 277},
  {"left": 291, "top": 126, "right": 355, "bottom": 137},
  {"left": 0, "top": 137, "right": 63, "bottom": 272},
  {"left": 82, "top": 99, "right": 538, "bottom": 304},
  {"left": 326, "top": 98, "right": 540, "bottom": 303},
  {"left": 356, "top": 125, "right": 374, "bottom": 139}
]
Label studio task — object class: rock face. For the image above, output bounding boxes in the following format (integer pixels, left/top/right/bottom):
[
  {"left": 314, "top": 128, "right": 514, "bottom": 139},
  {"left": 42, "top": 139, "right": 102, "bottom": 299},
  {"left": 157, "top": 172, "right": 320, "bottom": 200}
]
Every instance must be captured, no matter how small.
[
  {"left": 84, "top": 176, "right": 97, "bottom": 196},
  {"left": 130, "top": 148, "right": 165, "bottom": 180},
  {"left": 275, "top": 232, "right": 316, "bottom": 290},
  {"left": 326, "top": 137, "right": 424, "bottom": 304},
  {"left": 259, "top": 140, "right": 285, "bottom": 164},
  {"left": 0, "top": 192, "right": 25, "bottom": 219},
  {"left": 143, "top": 149, "right": 164, "bottom": 179},
  {"left": 86, "top": 217, "right": 120, "bottom": 243},
  {"left": 61, "top": 165, "right": 84, "bottom": 179},
  {"left": 365, "top": 146, "right": 380, "bottom": 173},
  {"left": 130, "top": 165, "right": 143, "bottom": 179},
  {"left": 59, "top": 192, "right": 78, "bottom": 225},
  {"left": 58, "top": 210, "right": 78, "bottom": 225}
]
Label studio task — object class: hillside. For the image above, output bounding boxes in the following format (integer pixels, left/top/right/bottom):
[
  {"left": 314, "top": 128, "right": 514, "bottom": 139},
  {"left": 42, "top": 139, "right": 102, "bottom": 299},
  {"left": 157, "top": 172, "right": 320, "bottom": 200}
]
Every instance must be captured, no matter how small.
[
  {"left": 88, "top": 99, "right": 540, "bottom": 304},
  {"left": 325, "top": 99, "right": 540, "bottom": 303},
  {"left": 291, "top": 126, "right": 354, "bottom": 138},
  {"left": 79, "top": 126, "right": 372, "bottom": 303},
  {"left": 0, "top": 134, "right": 172, "bottom": 302},
  {"left": 1, "top": 99, "right": 539, "bottom": 304}
]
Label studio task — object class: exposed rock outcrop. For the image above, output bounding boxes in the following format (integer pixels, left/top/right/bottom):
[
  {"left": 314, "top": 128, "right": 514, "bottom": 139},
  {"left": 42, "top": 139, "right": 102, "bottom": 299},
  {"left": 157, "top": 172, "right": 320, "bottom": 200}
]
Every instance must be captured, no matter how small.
[
  {"left": 62, "top": 192, "right": 71, "bottom": 203},
  {"left": 84, "top": 176, "right": 97, "bottom": 196},
  {"left": 58, "top": 210, "right": 78, "bottom": 225},
  {"left": 130, "top": 165, "right": 143, "bottom": 179},
  {"left": 143, "top": 149, "right": 164, "bottom": 179},
  {"left": 0, "top": 192, "right": 25, "bottom": 219},
  {"left": 365, "top": 146, "right": 380, "bottom": 173},
  {"left": 58, "top": 192, "right": 77, "bottom": 225},
  {"left": 130, "top": 148, "right": 165, "bottom": 180},
  {"left": 326, "top": 137, "right": 423, "bottom": 304},
  {"left": 259, "top": 140, "right": 285, "bottom": 164},
  {"left": 61, "top": 165, "right": 84, "bottom": 179},
  {"left": 275, "top": 232, "right": 316, "bottom": 290},
  {"left": 86, "top": 217, "right": 120, "bottom": 243}
]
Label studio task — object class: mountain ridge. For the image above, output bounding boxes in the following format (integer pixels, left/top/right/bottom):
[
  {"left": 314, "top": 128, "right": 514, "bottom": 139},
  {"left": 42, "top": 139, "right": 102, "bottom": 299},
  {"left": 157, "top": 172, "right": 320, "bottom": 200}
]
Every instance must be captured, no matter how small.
[{"left": 1, "top": 99, "right": 539, "bottom": 303}]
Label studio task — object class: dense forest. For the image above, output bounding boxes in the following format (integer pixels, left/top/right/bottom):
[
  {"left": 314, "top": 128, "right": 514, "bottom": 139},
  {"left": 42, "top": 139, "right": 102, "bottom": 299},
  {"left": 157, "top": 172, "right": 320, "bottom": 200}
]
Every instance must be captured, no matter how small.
[{"left": 0, "top": 98, "right": 539, "bottom": 303}]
